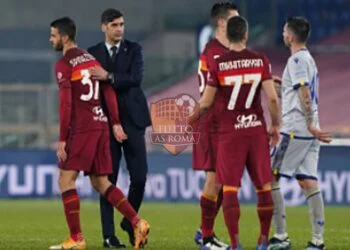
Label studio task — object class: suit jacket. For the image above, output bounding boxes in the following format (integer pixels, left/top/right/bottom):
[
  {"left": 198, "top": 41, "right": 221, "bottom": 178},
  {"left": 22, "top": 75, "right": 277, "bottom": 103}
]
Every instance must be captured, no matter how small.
[{"left": 88, "top": 40, "right": 151, "bottom": 129}]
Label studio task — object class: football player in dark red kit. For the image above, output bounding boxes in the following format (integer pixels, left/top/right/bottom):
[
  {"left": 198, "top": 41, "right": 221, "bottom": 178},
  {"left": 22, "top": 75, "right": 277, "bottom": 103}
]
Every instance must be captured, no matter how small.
[
  {"left": 191, "top": 16, "right": 280, "bottom": 250},
  {"left": 193, "top": 3, "right": 239, "bottom": 250},
  {"left": 48, "top": 17, "right": 149, "bottom": 250}
]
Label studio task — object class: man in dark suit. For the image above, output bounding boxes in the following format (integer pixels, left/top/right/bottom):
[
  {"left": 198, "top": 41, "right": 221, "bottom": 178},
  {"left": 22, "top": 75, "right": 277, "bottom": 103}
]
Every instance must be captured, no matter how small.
[{"left": 88, "top": 8, "right": 151, "bottom": 248}]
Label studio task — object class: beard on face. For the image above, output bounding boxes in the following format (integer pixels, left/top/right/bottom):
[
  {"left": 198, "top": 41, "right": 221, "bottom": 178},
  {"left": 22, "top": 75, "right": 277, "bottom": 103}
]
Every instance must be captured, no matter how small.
[
  {"left": 283, "top": 37, "right": 291, "bottom": 47},
  {"left": 53, "top": 40, "right": 63, "bottom": 51}
]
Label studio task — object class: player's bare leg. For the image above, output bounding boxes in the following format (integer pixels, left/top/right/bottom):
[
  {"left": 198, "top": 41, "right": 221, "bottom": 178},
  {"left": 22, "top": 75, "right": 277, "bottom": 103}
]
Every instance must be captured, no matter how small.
[
  {"left": 255, "top": 183, "right": 274, "bottom": 250},
  {"left": 198, "top": 171, "right": 228, "bottom": 249},
  {"left": 49, "top": 169, "right": 86, "bottom": 250},
  {"left": 298, "top": 179, "right": 325, "bottom": 250},
  {"left": 203, "top": 172, "right": 222, "bottom": 198},
  {"left": 90, "top": 175, "right": 150, "bottom": 249},
  {"left": 269, "top": 178, "right": 291, "bottom": 250}
]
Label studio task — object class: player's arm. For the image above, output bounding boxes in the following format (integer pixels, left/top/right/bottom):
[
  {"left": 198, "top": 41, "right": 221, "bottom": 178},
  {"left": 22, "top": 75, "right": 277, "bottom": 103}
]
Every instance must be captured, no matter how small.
[
  {"left": 272, "top": 75, "right": 282, "bottom": 98},
  {"left": 55, "top": 61, "right": 72, "bottom": 162},
  {"left": 262, "top": 79, "right": 281, "bottom": 146},
  {"left": 199, "top": 85, "right": 217, "bottom": 115},
  {"left": 102, "top": 83, "right": 120, "bottom": 126},
  {"left": 262, "top": 79, "right": 280, "bottom": 126},
  {"left": 198, "top": 58, "right": 220, "bottom": 114},
  {"left": 261, "top": 55, "right": 280, "bottom": 146},
  {"left": 290, "top": 58, "right": 331, "bottom": 143},
  {"left": 298, "top": 85, "right": 313, "bottom": 128},
  {"left": 262, "top": 56, "right": 280, "bottom": 127},
  {"left": 102, "top": 83, "right": 127, "bottom": 142},
  {"left": 59, "top": 83, "right": 72, "bottom": 142},
  {"left": 197, "top": 53, "right": 208, "bottom": 95},
  {"left": 297, "top": 85, "right": 331, "bottom": 142},
  {"left": 188, "top": 69, "right": 218, "bottom": 125},
  {"left": 56, "top": 62, "right": 72, "bottom": 143}
]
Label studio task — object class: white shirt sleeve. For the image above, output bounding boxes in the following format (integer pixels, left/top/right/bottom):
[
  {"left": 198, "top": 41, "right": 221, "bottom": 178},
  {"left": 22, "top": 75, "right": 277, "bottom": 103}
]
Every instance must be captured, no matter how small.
[{"left": 288, "top": 56, "right": 310, "bottom": 89}]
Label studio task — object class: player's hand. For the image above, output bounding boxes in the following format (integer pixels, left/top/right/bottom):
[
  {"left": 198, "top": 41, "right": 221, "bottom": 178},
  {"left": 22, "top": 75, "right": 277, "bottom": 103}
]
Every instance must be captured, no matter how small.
[
  {"left": 184, "top": 104, "right": 200, "bottom": 135},
  {"left": 268, "top": 125, "right": 280, "bottom": 147},
  {"left": 272, "top": 75, "right": 282, "bottom": 99},
  {"left": 56, "top": 141, "right": 67, "bottom": 162},
  {"left": 113, "top": 124, "right": 128, "bottom": 143},
  {"left": 187, "top": 103, "right": 200, "bottom": 127},
  {"left": 184, "top": 123, "right": 194, "bottom": 135},
  {"left": 272, "top": 75, "right": 282, "bottom": 84},
  {"left": 89, "top": 66, "right": 109, "bottom": 81},
  {"left": 308, "top": 125, "right": 332, "bottom": 143}
]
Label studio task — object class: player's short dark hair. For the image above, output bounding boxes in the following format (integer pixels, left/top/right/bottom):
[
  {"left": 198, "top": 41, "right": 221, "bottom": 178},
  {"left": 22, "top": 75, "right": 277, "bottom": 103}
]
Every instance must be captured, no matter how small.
[
  {"left": 227, "top": 16, "right": 248, "bottom": 43},
  {"left": 101, "top": 8, "right": 124, "bottom": 24},
  {"left": 50, "top": 17, "right": 76, "bottom": 42},
  {"left": 211, "top": 2, "right": 238, "bottom": 26},
  {"left": 286, "top": 16, "right": 311, "bottom": 43}
]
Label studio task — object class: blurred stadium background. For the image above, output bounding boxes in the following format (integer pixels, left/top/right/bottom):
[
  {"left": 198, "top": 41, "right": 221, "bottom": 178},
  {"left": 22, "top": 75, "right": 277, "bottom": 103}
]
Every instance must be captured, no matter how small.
[
  {"left": 0, "top": 0, "right": 350, "bottom": 249},
  {"left": 0, "top": 0, "right": 350, "bottom": 147}
]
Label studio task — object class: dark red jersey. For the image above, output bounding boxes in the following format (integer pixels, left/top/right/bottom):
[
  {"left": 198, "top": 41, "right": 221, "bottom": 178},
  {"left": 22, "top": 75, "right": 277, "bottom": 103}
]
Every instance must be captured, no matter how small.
[
  {"left": 208, "top": 48, "right": 272, "bottom": 135},
  {"left": 55, "top": 47, "right": 119, "bottom": 141},
  {"left": 196, "top": 38, "right": 229, "bottom": 132}
]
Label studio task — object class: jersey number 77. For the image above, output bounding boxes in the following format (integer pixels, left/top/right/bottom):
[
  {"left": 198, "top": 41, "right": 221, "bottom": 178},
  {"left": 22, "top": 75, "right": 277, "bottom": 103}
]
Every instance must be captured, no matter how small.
[{"left": 224, "top": 73, "right": 262, "bottom": 110}]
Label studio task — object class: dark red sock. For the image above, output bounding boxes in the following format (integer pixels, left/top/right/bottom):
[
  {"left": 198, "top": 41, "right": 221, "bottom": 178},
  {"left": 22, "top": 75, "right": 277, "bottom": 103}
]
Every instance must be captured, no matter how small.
[
  {"left": 62, "top": 189, "right": 83, "bottom": 241},
  {"left": 223, "top": 188, "right": 240, "bottom": 249},
  {"left": 104, "top": 185, "right": 140, "bottom": 228},
  {"left": 200, "top": 194, "right": 217, "bottom": 238},
  {"left": 256, "top": 190, "right": 274, "bottom": 245},
  {"left": 215, "top": 188, "right": 223, "bottom": 217}
]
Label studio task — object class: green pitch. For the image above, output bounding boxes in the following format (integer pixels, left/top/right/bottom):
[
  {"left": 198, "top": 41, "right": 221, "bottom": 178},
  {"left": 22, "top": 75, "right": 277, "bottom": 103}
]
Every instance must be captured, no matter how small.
[{"left": 0, "top": 200, "right": 349, "bottom": 249}]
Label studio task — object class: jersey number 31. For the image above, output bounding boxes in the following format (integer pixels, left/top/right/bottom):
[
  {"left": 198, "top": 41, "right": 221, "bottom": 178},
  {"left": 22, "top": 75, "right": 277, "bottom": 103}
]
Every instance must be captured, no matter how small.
[{"left": 80, "top": 69, "right": 99, "bottom": 101}]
